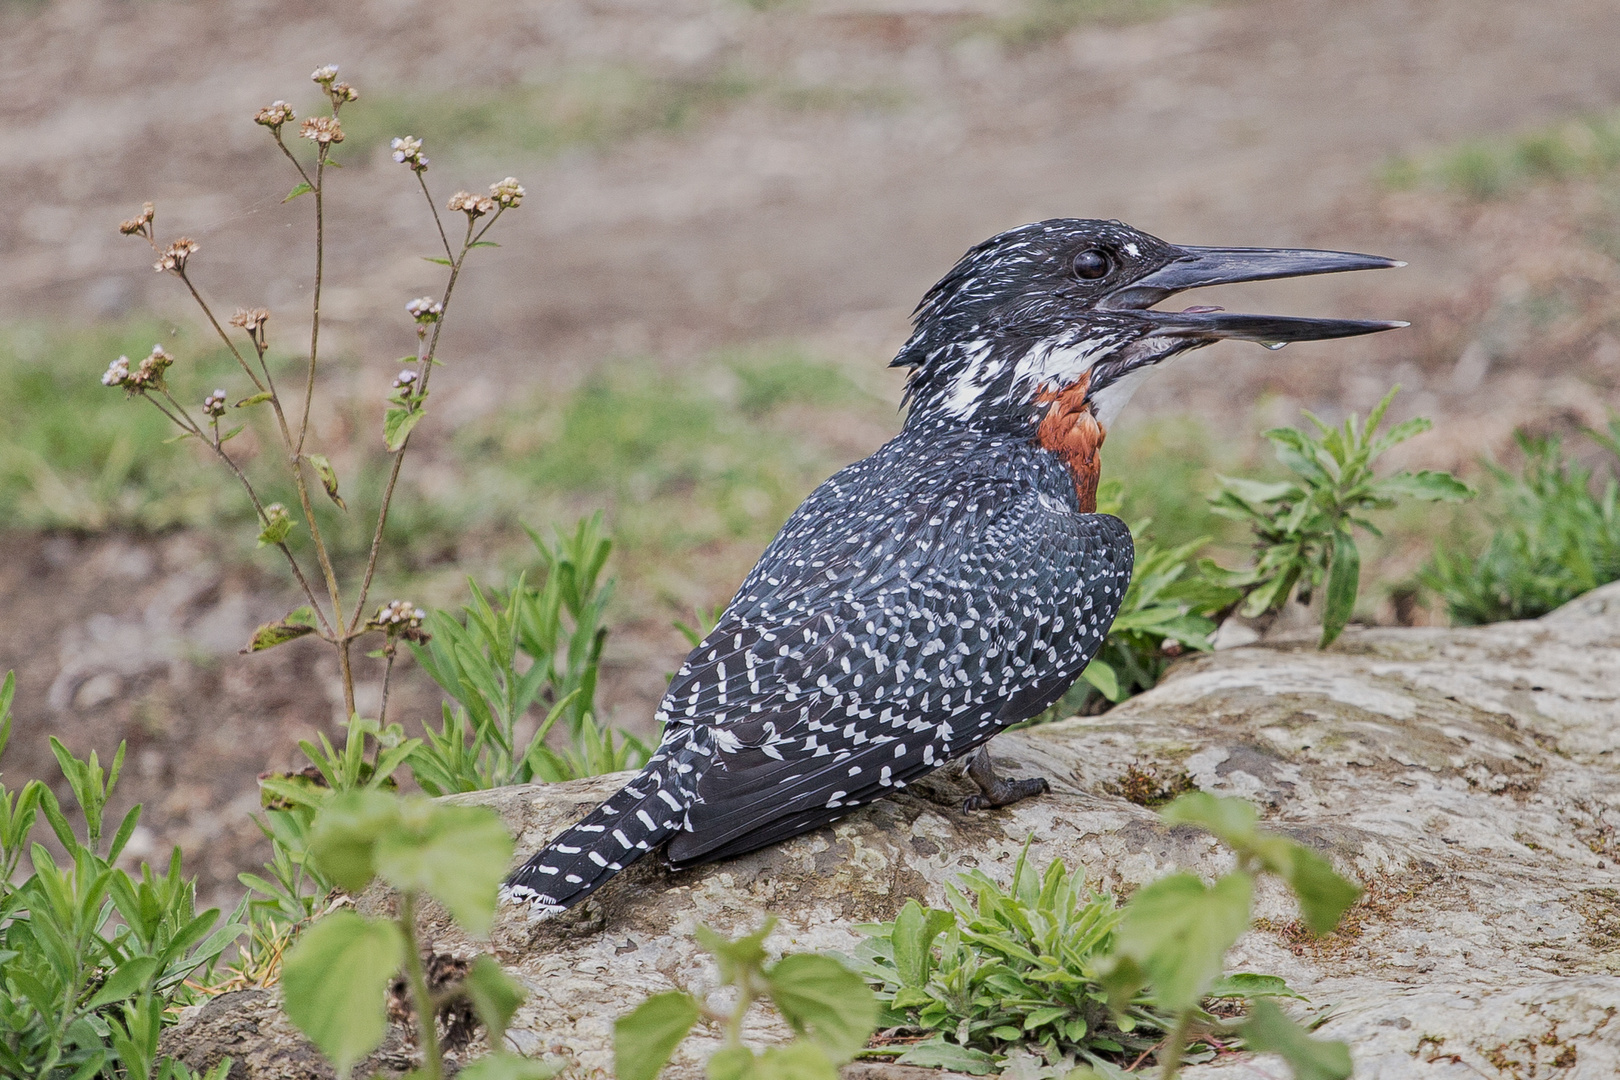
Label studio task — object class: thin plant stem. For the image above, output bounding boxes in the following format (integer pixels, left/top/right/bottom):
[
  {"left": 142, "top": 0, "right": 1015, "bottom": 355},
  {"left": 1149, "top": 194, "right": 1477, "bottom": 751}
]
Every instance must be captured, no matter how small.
[
  {"left": 379, "top": 648, "right": 397, "bottom": 724},
  {"left": 399, "top": 892, "right": 444, "bottom": 1080},
  {"left": 174, "top": 272, "right": 266, "bottom": 394},
  {"left": 420, "top": 172, "right": 453, "bottom": 262},
  {"left": 296, "top": 143, "right": 327, "bottom": 457},
  {"left": 1157, "top": 1011, "right": 1192, "bottom": 1080},
  {"left": 345, "top": 206, "right": 505, "bottom": 636}
]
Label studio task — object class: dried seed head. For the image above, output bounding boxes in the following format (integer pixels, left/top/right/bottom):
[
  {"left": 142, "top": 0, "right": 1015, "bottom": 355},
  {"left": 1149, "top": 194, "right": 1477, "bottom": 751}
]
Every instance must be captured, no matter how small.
[
  {"left": 390, "top": 136, "right": 428, "bottom": 173},
  {"left": 229, "top": 307, "right": 271, "bottom": 332},
  {"left": 331, "top": 81, "right": 359, "bottom": 104},
  {"left": 101, "top": 355, "right": 132, "bottom": 388},
  {"left": 447, "top": 190, "right": 494, "bottom": 219},
  {"left": 125, "top": 344, "right": 174, "bottom": 391},
  {"left": 119, "top": 202, "right": 155, "bottom": 237},
  {"left": 153, "top": 237, "right": 198, "bottom": 273},
  {"left": 311, "top": 64, "right": 340, "bottom": 86},
  {"left": 405, "top": 297, "right": 443, "bottom": 323},
  {"left": 368, "top": 599, "right": 430, "bottom": 642},
  {"left": 255, "top": 101, "right": 296, "bottom": 129},
  {"left": 203, "top": 389, "right": 228, "bottom": 417},
  {"left": 299, "top": 116, "right": 344, "bottom": 145},
  {"left": 490, "top": 177, "right": 525, "bottom": 209}
]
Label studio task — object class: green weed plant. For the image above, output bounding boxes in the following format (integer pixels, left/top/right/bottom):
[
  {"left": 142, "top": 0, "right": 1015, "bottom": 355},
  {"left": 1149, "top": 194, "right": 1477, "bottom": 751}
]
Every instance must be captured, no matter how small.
[
  {"left": 0, "top": 672, "right": 243, "bottom": 1079},
  {"left": 1423, "top": 423, "right": 1620, "bottom": 623}
]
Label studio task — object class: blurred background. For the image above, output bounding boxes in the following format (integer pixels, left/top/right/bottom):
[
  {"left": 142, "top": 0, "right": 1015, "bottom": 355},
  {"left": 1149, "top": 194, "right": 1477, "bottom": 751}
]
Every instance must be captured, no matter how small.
[{"left": 3, "top": 0, "right": 1620, "bottom": 904}]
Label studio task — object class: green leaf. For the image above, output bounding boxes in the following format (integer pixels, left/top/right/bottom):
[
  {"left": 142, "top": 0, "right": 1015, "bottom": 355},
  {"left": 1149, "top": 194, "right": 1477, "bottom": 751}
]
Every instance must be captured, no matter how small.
[
  {"left": 423, "top": 256, "right": 454, "bottom": 266},
  {"left": 234, "top": 391, "right": 275, "bottom": 408},
  {"left": 281, "top": 911, "right": 406, "bottom": 1075},
  {"left": 765, "top": 954, "right": 878, "bottom": 1062},
  {"left": 1374, "top": 470, "right": 1474, "bottom": 502},
  {"left": 889, "top": 900, "right": 954, "bottom": 988},
  {"left": 1207, "top": 973, "right": 1306, "bottom": 1000},
  {"left": 895, "top": 1038, "right": 999, "bottom": 1075},
  {"left": 470, "top": 241, "right": 501, "bottom": 248},
  {"left": 457, "top": 1053, "right": 561, "bottom": 1080},
  {"left": 256, "top": 504, "right": 294, "bottom": 547},
  {"left": 85, "top": 956, "right": 162, "bottom": 1009},
  {"left": 308, "top": 789, "right": 402, "bottom": 892},
  {"left": 1321, "top": 530, "right": 1360, "bottom": 648},
  {"left": 1114, "top": 870, "right": 1253, "bottom": 1013},
  {"left": 218, "top": 424, "right": 245, "bottom": 443},
  {"left": 286, "top": 605, "right": 319, "bottom": 628},
  {"left": 1277, "top": 845, "right": 1362, "bottom": 936},
  {"left": 708, "top": 1046, "right": 756, "bottom": 1080},
  {"left": 614, "top": 991, "right": 699, "bottom": 1080},
  {"left": 163, "top": 430, "right": 197, "bottom": 444},
  {"left": 1080, "top": 657, "right": 1122, "bottom": 702},
  {"left": 1242, "top": 999, "right": 1352, "bottom": 1080},
  {"left": 242, "top": 618, "right": 319, "bottom": 653},
  {"left": 372, "top": 800, "right": 514, "bottom": 934},
  {"left": 465, "top": 955, "right": 526, "bottom": 1045},
  {"left": 695, "top": 919, "right": 775, "bottom": 984},
  {"left": 753, "top": 1042, "right": 839, "bottom": 1080},
  {"left": 305, "top": 453, "right": 347, "bottom": 511},
  {"left": 384, "top": 406, "right": 426, "bottom": 451},
  {"left": 284, "top": 182, "right": 313, "bottom": 202},
  {"left": 1159, "top": 792, "right": 1258, "bottom": 850}
]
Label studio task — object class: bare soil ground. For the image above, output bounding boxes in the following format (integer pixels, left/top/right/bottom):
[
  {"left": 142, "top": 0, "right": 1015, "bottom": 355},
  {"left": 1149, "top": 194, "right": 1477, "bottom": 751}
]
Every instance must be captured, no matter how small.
[{"left": 3, "top": 0, "right": 1620, "bottom": 902}]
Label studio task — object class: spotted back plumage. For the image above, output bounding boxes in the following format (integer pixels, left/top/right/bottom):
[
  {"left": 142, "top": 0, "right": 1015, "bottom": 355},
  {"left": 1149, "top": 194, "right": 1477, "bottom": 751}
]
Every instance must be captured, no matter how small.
[{"left": 502, "top": 414, "right": 1132, "bottom": 912}]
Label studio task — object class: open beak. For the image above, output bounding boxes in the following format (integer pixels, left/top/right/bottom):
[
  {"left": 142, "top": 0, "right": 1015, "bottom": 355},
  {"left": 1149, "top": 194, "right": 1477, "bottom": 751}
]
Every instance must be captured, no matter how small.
[{"left": 1099, "top": 245, "right": 1408, "bottom": 343}]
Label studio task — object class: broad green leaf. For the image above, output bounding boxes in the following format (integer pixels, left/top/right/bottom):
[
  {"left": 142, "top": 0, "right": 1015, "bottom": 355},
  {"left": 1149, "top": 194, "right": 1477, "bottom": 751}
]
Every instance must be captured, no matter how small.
[
  {"left": 85, "top": 956, "right": 162, "bottom": 1009},
  {"left": 465, "top": 955, "right": 526, "bottom": 1045},
  {"left": 1159, "top": 792, "right": 1258, "bottom": 850},
  {"left": 286, "top": 605, "right": 319, "bottom": 628},
  {"left": 284, "top": 182, "right": 313, "bottom": 202},
  {"left": 695, "top": 919, "right": 775, "bottom": 984},
  {"left": 1115, "top": 870, "right": 1253, "bottom": 1013},
  {"left": 305, "top": 453, "right": 347, "bottom": 511},
  {"left": 241, "top": 619, "right": 318, "bottom": 653},
  {"left": 234, "top": 391, "right": 275, "bottom": 408},
  {"left": 896, "top": 1038, "right": 998, "bottom": 1075},
  {"left": 308, "top": 789, "right": 402, "bottom": 892},
  {"left": 765, "top": 954, "right": 878, "bottom": 1062},
  {"left": 457, "top": 1052, "right": 561, "bottom": 1080},
  {"left": 614, "top": 991, "right": 699, "bottom": 1080},
  {"left": 281, "top": 911, "right": 405, "bottom": 1076},
  {"left": 1278, "top": 845, "right": 1361, "bottom": 935},
  {"left": 384, "top": 406, "right": 426, "bottom": 451},
  {"left": 373, "top": 800, "right": 513, "bottom": 934},
  {"left": 1321, "top": 530, "right": 1360, "bottom": 648},
  {"left": 1208, "top": 972, "right": 1306, "bottom": 1000},
  {"left": 753, "top": 1042, "right": 839, "bottom": 1080},
  {"left": 1080, "top": 658, "right": 1122, "bottom": 702},
  {"left": 707, "top": 1046, "right": 756, "bottom": 1080},
  {"left": 889, "top": 900, "right": 954, "bottom": 988},
  {"left": 1242, "top": 999, "right": 1352, "bottom": 1080}
]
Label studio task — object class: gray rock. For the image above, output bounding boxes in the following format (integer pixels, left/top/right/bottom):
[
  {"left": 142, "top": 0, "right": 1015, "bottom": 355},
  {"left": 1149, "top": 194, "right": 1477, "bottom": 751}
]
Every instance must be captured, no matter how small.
[{"left": 175, "top": 582, "right": 1620, "bottom": 1078}]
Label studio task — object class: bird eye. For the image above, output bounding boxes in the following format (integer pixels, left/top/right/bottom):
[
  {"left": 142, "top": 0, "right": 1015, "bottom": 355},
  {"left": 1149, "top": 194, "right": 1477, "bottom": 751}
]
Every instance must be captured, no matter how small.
[{"left": 1072, "top": 249, "right": 1110, "bottom": 279}]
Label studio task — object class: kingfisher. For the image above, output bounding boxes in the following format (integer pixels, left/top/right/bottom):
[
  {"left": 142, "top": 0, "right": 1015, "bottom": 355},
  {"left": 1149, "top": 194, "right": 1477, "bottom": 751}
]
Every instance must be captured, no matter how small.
[{"left": 502, "top": 219, "right": 1403, "bottom": 914}]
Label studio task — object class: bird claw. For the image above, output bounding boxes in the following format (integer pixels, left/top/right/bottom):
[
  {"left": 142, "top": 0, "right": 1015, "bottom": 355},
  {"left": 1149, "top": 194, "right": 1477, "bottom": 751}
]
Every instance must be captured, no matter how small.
[{"left": 961, "top": 776, "right": 1049, "bottom": 812}]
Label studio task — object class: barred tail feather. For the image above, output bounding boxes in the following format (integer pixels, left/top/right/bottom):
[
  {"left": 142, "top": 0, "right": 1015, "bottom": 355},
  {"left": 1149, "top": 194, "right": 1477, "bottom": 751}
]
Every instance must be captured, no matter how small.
[{"left": 500, "top": 763, "right": 687, "bottom": 915}]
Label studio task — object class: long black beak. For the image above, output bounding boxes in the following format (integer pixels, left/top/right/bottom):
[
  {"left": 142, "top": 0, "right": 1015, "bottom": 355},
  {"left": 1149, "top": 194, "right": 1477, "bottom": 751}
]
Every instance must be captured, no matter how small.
[{"left": 1100, "top": 245, "right": 1407, "bottom": 343}]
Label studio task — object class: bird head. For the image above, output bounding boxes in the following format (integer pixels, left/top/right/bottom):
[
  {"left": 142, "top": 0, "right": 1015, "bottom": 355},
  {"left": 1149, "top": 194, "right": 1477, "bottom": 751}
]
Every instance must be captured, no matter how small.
[{"left": 892, "top": 219, "right": 1405, "bottom": 435}]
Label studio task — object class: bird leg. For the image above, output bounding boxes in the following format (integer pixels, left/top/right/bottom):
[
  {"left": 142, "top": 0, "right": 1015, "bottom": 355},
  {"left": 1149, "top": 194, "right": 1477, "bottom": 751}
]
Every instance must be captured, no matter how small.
[{"left": 961, "top": 745, "right": 1050, "bottom": 812}]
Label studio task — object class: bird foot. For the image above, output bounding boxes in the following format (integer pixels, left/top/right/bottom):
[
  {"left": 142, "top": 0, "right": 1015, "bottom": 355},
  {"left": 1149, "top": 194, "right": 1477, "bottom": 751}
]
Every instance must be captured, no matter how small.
[{"left": 960, "top": 745, "right": 1050, "bottom": 811}]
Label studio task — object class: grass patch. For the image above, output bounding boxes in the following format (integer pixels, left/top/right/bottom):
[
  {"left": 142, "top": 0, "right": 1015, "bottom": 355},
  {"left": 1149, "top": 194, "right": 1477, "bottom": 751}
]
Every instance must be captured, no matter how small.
[
  {"left": 1383, "top": 110, "right": 1620, "bottom": 200},
  {"left": 0, "top": 320, "right": 894, "bottom": 620},
  {"left": 341, "top": 66, "right": 904, "bottom": 162}
]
